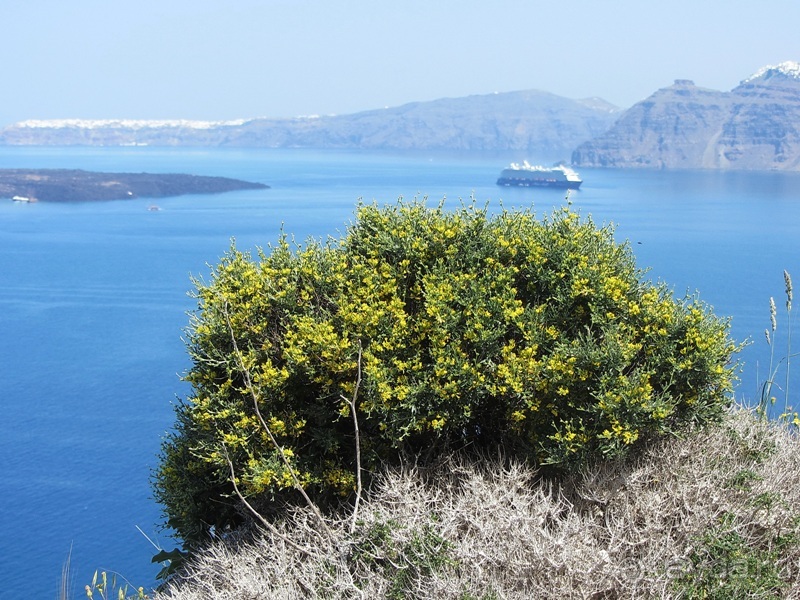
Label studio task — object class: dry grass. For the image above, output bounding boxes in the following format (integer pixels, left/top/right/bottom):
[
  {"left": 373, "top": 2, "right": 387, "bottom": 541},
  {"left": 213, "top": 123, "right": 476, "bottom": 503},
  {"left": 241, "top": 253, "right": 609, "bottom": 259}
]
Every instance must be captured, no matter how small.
[{"left": 156, "top": 408, "right": 800, "bottom": 599}]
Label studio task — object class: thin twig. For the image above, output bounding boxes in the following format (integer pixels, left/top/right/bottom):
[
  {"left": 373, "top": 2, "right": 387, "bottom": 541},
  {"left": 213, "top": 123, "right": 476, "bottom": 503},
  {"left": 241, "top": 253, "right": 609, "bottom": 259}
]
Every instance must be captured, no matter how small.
[{"left": 135, "top": 525, "right": 163, "bottom": 552}]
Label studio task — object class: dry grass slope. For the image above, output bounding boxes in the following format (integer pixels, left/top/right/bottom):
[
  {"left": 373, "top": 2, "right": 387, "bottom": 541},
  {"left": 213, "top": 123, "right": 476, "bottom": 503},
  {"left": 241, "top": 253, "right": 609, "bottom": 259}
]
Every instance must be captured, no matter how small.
[{"left": 156, "top": 409, "right": 800, "bottom": 599}]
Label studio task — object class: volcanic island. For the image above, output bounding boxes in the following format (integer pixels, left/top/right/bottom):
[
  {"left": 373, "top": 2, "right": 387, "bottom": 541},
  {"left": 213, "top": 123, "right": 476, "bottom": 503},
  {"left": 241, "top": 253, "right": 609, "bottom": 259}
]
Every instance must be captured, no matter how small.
[{"left": 0, "top": 169, "right": 268, "bottom": 203}]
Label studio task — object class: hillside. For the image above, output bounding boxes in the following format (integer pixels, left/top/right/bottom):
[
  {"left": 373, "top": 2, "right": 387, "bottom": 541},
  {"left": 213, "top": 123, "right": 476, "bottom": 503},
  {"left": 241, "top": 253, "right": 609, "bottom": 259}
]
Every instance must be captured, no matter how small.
[
  {"left": 0, "top": 91, "right": 620, "bottom": 161},
  {"left": 153, "top": 410, "right": 800, "bottom": 599},
  {"left": 572, "top": 61, "right": 800, "bottom": 170}
]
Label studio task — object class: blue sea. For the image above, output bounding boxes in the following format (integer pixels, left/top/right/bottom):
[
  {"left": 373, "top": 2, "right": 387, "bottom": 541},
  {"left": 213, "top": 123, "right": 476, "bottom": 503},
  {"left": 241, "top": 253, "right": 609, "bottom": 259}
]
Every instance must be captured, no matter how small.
[{"left": 1, "top": 146, "right": 799, "bottom": 598}]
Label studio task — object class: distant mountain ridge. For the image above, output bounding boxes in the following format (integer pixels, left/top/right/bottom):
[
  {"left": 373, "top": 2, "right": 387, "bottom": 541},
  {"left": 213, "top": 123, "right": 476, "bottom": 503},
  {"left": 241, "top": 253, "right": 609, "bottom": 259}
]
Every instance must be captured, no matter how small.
[
  {"left": 0, "top": 90, "right": 621, "bottom": 161},
  {"left": 572, "top": 61, "right": 800, "bottom": 170},
  {"left": 8, "top": 63, "right": 800, "bottom": 171}
]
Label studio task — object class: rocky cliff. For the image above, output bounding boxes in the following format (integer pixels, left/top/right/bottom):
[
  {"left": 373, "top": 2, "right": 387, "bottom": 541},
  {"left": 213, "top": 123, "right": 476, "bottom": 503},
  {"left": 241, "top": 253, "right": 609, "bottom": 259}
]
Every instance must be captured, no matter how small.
[
  {"left": 0, "top": 91, "right": 620, "bottom": 161},
  {"left": 572, "top": 61, "right": 800, "bottom": 170}
]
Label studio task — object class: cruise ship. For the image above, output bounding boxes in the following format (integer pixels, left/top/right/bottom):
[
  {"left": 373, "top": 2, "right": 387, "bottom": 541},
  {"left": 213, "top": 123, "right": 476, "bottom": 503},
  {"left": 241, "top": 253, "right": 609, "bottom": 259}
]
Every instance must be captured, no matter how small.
[{"left": 496, "top": 162, "right": 582, "bottom": 189}]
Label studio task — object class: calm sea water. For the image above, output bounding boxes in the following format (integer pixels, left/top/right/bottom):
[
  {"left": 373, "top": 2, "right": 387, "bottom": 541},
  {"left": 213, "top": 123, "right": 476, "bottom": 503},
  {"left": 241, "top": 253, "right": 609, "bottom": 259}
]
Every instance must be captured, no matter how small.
[{"left": 1, "top": 146, "right": 799, "bottom": 598}]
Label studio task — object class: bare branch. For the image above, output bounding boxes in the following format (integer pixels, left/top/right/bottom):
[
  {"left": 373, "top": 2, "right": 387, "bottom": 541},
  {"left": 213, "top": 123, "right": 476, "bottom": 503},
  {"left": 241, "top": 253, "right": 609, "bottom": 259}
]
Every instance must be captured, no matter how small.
[
  {"left": 340, "top": 342, "right": 364, "bottom": 534},
  {"left": 221, "top": 444, "right": 317, "bottom": 559},
  {"left": 220, "top": 298, "right": 334, "bottom": 541}
]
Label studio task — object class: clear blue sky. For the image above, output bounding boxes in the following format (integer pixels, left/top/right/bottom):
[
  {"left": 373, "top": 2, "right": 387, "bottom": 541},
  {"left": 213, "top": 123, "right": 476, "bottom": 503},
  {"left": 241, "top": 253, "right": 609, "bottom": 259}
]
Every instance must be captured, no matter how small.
[{"left": 2, "top": 0, "right": 798, "bottom": 126}]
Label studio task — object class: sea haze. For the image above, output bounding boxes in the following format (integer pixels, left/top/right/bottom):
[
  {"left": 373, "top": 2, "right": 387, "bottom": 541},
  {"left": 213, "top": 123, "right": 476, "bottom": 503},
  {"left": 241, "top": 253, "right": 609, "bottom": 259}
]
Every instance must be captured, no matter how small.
[{"left": 1, "top": 146, "right": 799, "bottom": 599}]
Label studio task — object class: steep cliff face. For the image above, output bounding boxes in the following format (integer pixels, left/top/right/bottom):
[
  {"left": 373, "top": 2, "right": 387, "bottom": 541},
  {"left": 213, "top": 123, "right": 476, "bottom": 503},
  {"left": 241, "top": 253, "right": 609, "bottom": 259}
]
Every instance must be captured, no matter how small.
[
  {"left": 0, "top": 91, "right": 620, "bottom": 160},
  {"left": 573, "top": 62, "right": 800, "bottom": 170},
  {"left": 715, "top": 64, "right": 800, "bottom": 170},
  {"left": 572, "top": 80, "right": 731, "bottom": 168}
]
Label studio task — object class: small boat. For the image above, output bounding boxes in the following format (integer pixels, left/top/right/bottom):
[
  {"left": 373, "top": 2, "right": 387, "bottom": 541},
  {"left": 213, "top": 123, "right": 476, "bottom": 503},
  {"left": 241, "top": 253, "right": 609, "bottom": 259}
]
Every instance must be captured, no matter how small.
[
  {"left": 496, "top": 162, "right": 582, "bottom": 189},
  {"left": 11, "top": 195, "right": 37, "bottom": 203}
]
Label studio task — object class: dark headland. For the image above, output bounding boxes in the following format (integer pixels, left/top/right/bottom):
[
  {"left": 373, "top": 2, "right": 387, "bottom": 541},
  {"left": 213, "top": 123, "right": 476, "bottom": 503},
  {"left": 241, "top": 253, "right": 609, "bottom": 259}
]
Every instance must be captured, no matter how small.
[{"left": 0, "top": 168, "right": 268, "bottom": 202}]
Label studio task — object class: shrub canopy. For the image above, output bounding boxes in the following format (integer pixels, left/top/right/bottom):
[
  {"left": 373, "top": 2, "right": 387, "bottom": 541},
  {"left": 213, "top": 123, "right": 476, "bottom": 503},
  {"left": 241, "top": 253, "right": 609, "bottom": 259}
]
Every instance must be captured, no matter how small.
[{"left": 155, "top": 201, "right": 737, "bottom": 548}]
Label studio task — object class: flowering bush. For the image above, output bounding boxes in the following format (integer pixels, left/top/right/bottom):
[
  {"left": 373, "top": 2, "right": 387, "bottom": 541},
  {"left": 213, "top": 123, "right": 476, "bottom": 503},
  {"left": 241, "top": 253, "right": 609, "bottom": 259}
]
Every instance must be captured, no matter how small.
[{"left": 154, "top": 201, "right": 737, "bottom": 548}]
